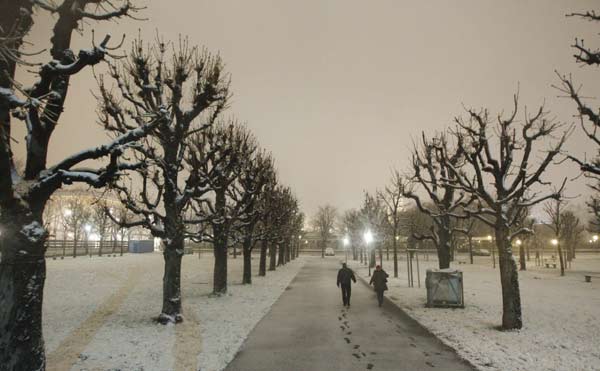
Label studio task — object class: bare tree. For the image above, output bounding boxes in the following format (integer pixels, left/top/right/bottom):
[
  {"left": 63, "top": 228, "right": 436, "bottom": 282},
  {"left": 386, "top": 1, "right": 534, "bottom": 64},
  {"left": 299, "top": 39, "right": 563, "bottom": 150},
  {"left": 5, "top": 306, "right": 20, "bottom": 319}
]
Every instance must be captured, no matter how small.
[
  {"left": 63, "top": 195, "right": 91, "bottom": 257},
  {"left": 234, "top": 151, "right": 275, "bottom": 284},
  {"left": 187, "top": 122, "right": 258, "bottom": 294},
  {"left": 445, "top": 95, "right": 568, "bottom": 330},
  {"left": 313, "top": 205, "right": 337, "bottom": 258},
  {"left": 378, "top": 170, "right": 406, "bottom": 277},
  {"left": 561, "top": 210, "right": 583, "bottom": 261},
  {"left": 92, "top": 199, "right": 112, "bottom": 256},
  {"left": 544, "top": 199, "right": 567, "bottom": 276},
  {"left": 556, "top": 10, "right": 600, "bottom": 176},
  {"left": 256, "top": 176, "right": 278, "bottom": 276},
  {"left": 403, "top": 132, "right": 470, "bottom": 269},
  {"left": 0, "top": 4, "right": 149, "bottom": 366},
  {"left": 359, "top": 192, "right": 387, "bottom": 268},
  {"left": 341, "top": 209, "right": 362, "bottom": 261},
  {"left": 100, "top": 36, "right": 229, "bottom": 322}
]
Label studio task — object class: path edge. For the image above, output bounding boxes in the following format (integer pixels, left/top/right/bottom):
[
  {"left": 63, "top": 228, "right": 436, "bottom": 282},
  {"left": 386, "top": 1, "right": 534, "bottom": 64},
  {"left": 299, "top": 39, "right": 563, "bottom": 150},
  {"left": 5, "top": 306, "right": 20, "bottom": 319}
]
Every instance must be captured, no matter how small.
[{"left": 352, "top": 266, "right": 481, "bottom": 371}]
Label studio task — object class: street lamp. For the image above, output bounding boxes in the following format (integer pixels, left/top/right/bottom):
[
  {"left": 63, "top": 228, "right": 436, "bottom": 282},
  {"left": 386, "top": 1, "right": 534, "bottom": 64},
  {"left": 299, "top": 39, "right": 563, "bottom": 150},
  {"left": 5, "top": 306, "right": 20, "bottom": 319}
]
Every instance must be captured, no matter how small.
[
  {"left": 516, "top": 239, "right": 522, "bottom": 246},
  {"left": 551, "top": 238, "right": 558, "bottom": 246},
  {"left": 593, "top": 235, "right": 598, "bottom": 242},
  {"left": 364, "top": 230, "right": 373, "bottom": 276},
  {"left": 343, "top": 235, "right": 350, "bottom": 263}
]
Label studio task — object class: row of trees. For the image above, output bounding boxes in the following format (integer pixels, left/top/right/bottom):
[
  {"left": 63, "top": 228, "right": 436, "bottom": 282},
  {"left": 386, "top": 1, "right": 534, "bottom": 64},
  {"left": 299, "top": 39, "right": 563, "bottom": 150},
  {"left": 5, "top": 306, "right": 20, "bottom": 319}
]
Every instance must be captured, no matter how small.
[
  {"left": 339, "top": 9, "right": 600, "bottom": 332},
  {"left": 0, "top": 2, "right": 302, "bottom": 369}
]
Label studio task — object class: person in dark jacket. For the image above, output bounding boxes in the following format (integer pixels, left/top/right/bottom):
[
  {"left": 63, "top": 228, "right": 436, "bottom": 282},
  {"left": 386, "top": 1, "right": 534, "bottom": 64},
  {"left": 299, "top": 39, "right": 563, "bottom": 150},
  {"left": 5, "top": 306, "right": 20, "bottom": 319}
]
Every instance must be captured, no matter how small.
[
  {"left": 369, "top": 265, "right": 389, "bottom": 307},
  {"left": 337, "top": 263, "right": 357, "bottom": 307}
]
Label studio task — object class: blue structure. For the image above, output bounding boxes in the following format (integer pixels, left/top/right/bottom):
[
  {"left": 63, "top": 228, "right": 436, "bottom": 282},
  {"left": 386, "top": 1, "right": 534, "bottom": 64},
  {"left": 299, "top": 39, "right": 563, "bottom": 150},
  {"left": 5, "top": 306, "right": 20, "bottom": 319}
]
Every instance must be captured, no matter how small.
[{"left": 128, "top": 240, "right": 155, "bottom": 253}]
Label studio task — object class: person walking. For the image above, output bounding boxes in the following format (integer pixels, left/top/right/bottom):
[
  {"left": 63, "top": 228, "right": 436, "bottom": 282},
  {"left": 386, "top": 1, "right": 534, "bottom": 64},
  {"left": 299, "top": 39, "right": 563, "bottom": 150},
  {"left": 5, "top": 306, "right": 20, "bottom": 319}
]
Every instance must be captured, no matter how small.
[
  {"left": 337, "top": 263, "right": 356, "bottom": 307},
  {"left": 369, "top": 265, "right": 389, "bottom": 307}
]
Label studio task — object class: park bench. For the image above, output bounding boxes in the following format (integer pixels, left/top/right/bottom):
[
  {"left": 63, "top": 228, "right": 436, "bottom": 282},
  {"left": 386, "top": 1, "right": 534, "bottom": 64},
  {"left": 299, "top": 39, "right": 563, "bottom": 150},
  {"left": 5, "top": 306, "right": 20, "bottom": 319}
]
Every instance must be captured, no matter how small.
[
  {"left": 584, "top": 275, "right": 600, "bottom": 283},
  {"left": 545, "top": 263, "right": 557, "bottom": 269}
]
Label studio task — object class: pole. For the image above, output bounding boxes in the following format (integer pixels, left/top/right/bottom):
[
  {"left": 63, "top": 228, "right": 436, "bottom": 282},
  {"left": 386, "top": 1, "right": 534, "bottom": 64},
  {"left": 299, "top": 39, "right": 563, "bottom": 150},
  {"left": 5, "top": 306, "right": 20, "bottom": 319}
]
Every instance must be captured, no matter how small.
[
  {"left": 416, "top": 251, "right": 420, "bottom": 288},
  {"left": 406, "top": 250, "right": 411, "bottom": 287},
  {"left": 368, "top": 245, "right": 371, "bottom": 276}
]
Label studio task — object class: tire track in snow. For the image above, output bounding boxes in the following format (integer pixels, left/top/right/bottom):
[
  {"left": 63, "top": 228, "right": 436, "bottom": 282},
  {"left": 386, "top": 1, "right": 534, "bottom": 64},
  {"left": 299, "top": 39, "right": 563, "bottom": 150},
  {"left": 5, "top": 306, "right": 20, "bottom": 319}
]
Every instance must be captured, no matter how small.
[{"left": 46, "top": 266, "right": 143, "bottom": 371}]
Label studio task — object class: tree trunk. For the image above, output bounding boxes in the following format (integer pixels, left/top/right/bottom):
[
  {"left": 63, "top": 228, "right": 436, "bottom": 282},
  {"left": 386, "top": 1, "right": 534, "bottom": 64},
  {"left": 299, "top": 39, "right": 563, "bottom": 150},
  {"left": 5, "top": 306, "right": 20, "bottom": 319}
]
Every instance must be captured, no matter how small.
[
  {"left": 98, "top": 237, "right": 104, "bottom": 257},
  {"left": 259, "top": 238, "right": 268, "bottom": 276},
  {"left": 277, "top": 241, "right": 285, "bottom": 266},
  {"left": 557, "top": 243, "right": 565, "bottom": 276},
  {"left": 496, "top": 225, "right": 523, "bottom": 330},
  {"left": 468, "top": 236, "right": 474, "bottom": 264},
  {"left": 213, "top": 233, "right": 228, "bottom": 294},
  {"left": 242, "top": 233, "right": 253, "bottom": 284},
  {"left": 269, "top": 242, "right": 277, "bottom": 271},
  {"left": 158, "top": 241, "right": 183, "bottom": 323},
  {"left": 72, "top": 237, "right": 78, "bottom": 258},
  {"left": 0, "top": 212, "right": 47, "bottom": 370},
  {"left": 321, "top": 240, "right": 325, "bottom": 258},
  {"left": 369, "top": 248, "right": 376, "bottom": 268},
  {"left": 393, "top": 237, "right": 398, "bottom": 278},
  {"left": 437, "top": 219, "right": 452, "bottom": 269},
  {"left": 519, "top": 243, "right": 526, "bottom": 271}
]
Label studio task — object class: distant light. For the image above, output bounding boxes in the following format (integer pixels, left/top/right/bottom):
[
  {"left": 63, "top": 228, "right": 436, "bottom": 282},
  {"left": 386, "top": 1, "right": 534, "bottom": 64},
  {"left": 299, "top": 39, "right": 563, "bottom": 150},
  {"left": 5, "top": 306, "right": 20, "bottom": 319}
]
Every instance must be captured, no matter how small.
[
  {"left": 593, "top": 235, "right": 598, "bottom": 242},
  {"left": 84, "top": 224, "right": 92, "bottom": 232},
  {"left": 395, "top": 235, "right": 400, "bottom": 241},
  {"left": 515, "top": 239, "right": 522, "bottom": 246},
  {"left": 364, "top": 230, "right": 373, "bottom": 244},
  {"left": 343, "top": 236, "right": 350, "bottom": 246},
  {"left": 298, "top": 235, "right": 302, "bottom": 240},
  {"left": 64, "top": 209, "right": 72, "bottom": 217},
  {"left": 551, "top": 239, "right": 558, "bottom": 246},
  {"left": 487, "top": 235, "right": 492, "bottom": 241}
]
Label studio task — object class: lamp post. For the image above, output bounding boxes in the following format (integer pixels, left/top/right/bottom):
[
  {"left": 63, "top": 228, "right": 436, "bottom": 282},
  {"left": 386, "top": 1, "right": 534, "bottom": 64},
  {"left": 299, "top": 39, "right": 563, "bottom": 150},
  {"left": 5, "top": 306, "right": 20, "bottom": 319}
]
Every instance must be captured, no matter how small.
[
  {"left": 364, "top": 230, "right": 373, "bottom": 276},
  {"left": 343, "top": 236, "right": 350, "bottom": 263}
]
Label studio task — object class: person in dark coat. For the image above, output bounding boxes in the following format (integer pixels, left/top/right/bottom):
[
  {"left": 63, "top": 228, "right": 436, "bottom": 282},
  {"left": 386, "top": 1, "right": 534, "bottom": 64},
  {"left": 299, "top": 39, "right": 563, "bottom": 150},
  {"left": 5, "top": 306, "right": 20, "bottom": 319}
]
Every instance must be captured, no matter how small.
[
  {"left": 369, "top": 265, "right": 389, "bottom": 307},
  {"left": 337, "top": 263, "right": 356, "bottom": 307}
]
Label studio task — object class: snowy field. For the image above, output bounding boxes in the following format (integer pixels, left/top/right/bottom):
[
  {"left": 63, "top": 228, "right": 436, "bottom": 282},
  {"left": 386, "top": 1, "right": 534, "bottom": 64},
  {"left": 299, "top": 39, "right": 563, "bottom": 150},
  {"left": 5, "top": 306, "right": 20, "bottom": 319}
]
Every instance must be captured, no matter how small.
[
  {"left": 352, "top": 253, "right": 600, "bottom": 371},
  {"left": 43, "top": 252, "right": 304, "bottom": 371}
]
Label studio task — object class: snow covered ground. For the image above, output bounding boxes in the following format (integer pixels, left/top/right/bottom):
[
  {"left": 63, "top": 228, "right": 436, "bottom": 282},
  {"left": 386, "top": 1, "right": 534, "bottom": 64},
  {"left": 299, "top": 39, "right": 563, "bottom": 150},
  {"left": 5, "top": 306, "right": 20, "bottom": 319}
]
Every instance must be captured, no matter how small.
[
  {"left": 43, "top": 252, "right": 304, "bottom": 371},
  {"left": 351, "top": 253, "right": 600, "bottom": 371}
]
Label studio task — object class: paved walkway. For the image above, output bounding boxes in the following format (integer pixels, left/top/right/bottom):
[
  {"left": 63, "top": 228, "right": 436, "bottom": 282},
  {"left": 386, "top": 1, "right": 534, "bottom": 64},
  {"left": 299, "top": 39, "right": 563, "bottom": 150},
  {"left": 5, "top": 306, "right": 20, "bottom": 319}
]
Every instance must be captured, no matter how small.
[{"left": 226, "top": 258, "right": 475, "bottom": 371}]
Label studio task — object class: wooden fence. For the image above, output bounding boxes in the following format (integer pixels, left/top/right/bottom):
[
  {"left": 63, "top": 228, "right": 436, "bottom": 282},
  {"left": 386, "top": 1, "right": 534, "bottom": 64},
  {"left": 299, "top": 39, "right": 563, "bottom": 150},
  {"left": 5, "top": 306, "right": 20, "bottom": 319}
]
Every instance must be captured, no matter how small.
[{"left": 45, "top": 239, "right": 129, "bottom": 258}]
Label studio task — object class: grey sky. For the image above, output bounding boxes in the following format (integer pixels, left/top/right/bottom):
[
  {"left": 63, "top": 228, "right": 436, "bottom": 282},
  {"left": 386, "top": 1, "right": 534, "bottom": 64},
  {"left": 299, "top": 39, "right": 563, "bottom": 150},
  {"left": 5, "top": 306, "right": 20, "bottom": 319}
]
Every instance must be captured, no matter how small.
[{"left": 16, "top": 0, "right": 600, "bottom": 219}]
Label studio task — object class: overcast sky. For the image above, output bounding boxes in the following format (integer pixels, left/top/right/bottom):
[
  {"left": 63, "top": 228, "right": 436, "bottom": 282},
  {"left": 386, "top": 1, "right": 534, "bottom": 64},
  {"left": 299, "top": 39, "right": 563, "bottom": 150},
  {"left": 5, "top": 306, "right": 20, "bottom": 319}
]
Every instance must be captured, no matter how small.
[{"left": 16, "top": 0, "right": 600, "bottom": 220}]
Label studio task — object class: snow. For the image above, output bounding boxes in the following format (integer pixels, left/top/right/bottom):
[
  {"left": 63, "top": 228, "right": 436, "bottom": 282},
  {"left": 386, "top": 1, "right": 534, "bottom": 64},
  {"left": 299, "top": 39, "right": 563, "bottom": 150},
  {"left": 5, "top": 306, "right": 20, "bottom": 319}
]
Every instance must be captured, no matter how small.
[
  {"left": 350, "top": 253, "right": 600, "bottom": 371},
  {"left": 43, "top": 252, "right": 304, "bottom": 371},
  {"left": 19, "top": 221, "right": 46, "bottom": 243}
]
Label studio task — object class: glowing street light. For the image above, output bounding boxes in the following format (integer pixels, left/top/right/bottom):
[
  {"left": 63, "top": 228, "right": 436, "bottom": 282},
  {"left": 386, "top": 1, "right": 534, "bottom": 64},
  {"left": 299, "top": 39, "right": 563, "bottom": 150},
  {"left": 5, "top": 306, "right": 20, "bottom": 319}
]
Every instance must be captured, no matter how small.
[
  {"left": 551, "top": 239, "right": 558, "bottom": 246},
  {"left": 364, "top": 230, "right": 374, "bottom": 276},
  {"left": 593, "top": 235, "right": 598, "bottom": 242},
  {"left": 487, "top": 235, "right": 492, "bottom": 242},
  {"left": 64, "top": 209, "right": 72, "bottom": 217},
  {"left": 515, "top": 239, "right": 522, "bottom": 246},
  {"left": 343, "top": 235, "right": 350, "bottom": 263}
]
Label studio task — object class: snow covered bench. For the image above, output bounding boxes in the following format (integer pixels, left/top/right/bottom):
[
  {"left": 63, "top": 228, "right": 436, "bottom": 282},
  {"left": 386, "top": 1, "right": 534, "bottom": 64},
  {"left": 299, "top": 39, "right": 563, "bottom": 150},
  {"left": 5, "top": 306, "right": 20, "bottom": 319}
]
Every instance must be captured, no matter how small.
[
  {"left": 545, "top": 263, "right": 557, "bottom": 269},
  {"left": 584, "top": 275, "right": 600, "bottom": 283}
]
